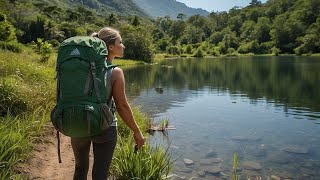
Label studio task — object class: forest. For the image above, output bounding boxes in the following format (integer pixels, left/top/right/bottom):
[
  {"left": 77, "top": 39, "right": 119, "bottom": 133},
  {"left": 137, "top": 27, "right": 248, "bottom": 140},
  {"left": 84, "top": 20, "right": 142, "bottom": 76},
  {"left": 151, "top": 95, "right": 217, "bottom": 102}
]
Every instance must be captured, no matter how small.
[{"left": 0, "top": 0, "right": 319, "bottom": 62}]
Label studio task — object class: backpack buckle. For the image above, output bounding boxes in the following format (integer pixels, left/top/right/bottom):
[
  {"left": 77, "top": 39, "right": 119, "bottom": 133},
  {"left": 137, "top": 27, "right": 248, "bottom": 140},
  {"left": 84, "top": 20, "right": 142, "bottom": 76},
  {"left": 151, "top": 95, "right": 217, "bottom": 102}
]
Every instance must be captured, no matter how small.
[
  {"left": 85, "top": 105, "right": 94, "bottom": 111},
  {"left": 90, "top": 62, "right": 96, "bottom": 70}
]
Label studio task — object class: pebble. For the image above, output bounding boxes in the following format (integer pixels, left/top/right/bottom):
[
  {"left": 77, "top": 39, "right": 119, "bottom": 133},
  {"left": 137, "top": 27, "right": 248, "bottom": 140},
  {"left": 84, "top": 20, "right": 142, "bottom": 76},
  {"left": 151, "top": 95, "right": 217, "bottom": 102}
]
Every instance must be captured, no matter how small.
[
  {"left": 183, "top": 158, "right": 194, "bottom": 165},
  {"left": 271, "top": 175, "right": 281, "bottom": 180}
]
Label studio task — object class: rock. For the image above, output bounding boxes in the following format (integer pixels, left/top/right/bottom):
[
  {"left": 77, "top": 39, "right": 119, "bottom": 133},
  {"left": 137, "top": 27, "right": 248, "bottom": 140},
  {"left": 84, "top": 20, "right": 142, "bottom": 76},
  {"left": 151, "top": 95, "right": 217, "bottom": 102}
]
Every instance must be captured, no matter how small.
[
  {"left": 242, "top": 161, "right": 262, "bottom": 171},
  {"left": 176, "top": 167, "right": 193, "bottom": 173},
  {"left": 197, "top": 170, "right": 206, "bottom": 177},
  {"left": 205, "top": 166, "right": 223, "bottom": 175},
  {"left": 281, "top": 145, "right": 308, "bottom": 154},
  {"left": 211, "top": 158, "right": 223, "bottom": 163},
  {"left": 267, "top": 153, "right": 291, "bottom": 164},
  {"left": 199, "top": 158, "right": 223, "bottom": 165},
  {"left": 183, "top": 158, "right": 194, "bottom": 165},
  {"left": 271, "top": 175, "right": 281, "bottom": 180},
  {"left": 205, "top": 150, "right": 218, "bottom": 158}
]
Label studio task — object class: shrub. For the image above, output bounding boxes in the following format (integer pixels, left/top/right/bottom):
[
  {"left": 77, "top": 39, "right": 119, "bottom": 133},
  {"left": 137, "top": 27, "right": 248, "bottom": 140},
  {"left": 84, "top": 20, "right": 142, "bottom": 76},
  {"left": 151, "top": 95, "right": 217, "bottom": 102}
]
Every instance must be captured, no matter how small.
[
  {"left": 271, "top": 47, "right": 281, "bottom": 56},
  {"left": 0, "top": 41, "right": 22, "bottom": 53},
  {"left": 48, "top": 39, "right": 60, "bottom": 47},
  {"left": 166, "top": 45, "right": 180, "bottom": 55},
  {"left": 193, "top": 47, "right": 205, "bottom": 57},
  {"left": 209, "top": 47, "right": 220, "bottom": 56},
  {"left": 185, "top": 44, "right": 193, "bottom": 54},
  {"left": 32, "top": 38, "right": 52, "bottom": 63},
  {"left": 0, "top": 13, "right": 17, "bottom": 42}
]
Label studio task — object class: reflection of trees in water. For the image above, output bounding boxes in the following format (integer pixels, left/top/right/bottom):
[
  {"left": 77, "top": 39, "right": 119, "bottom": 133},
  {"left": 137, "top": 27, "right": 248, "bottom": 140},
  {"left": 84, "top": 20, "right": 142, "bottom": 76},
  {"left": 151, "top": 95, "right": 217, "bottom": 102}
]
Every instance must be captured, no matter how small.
[{"left": 124, "top": 57, "right": 320, "bottom": 113}]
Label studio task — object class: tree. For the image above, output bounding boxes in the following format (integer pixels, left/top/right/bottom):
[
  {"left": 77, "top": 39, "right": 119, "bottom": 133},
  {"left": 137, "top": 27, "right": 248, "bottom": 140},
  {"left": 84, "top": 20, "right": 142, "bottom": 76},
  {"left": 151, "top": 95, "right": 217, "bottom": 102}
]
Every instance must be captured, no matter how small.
[
  {"left": 179, "top": 25, "right": 204, "bottom": 44},
  {"left": 0, "top": 13, "right": 17, "bottom": 42},
  {"left": 131, "top": 16, "right": 140, "bottom": 27},
  {"left": 252, "top": 17, "right": 271, "bottom": 43},
  {"left": 120, "top": 25, "right": 154, "bottom": 62},
  {"left": 249, "top": 0, "right": 262, "bottom": 6},
  {"left": 108, "top": 13, "right": 117, "bottom": 26},
  {"left": 177, "top": 13, "right": 186, "bottom": 21},
  {"left": 168, "top": 20, "right": 186, "bottom": 43}
]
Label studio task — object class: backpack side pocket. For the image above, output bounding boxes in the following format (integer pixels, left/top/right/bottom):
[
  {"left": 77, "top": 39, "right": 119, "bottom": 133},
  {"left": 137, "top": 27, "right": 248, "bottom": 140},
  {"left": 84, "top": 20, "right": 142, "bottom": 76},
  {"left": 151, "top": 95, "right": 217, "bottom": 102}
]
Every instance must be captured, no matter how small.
[{"left": 100, "top": 103, "right": 114, "bottom": 129}]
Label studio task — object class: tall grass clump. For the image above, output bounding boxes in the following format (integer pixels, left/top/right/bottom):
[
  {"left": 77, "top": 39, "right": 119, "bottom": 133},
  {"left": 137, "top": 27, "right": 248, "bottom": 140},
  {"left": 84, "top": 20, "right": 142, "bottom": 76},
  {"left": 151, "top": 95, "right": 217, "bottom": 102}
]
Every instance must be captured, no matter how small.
[
  {"left": 111, "top": 137, "right": 172, "bottom": 180},
  {"left": 0, "top": 77, "right": 28, "bottom": 116},
  {"left": 0, "top": 107, "right": 49, "bottom": 179},
  {"left": 112, "top": 107, "right": 173, "bottom": 179}
]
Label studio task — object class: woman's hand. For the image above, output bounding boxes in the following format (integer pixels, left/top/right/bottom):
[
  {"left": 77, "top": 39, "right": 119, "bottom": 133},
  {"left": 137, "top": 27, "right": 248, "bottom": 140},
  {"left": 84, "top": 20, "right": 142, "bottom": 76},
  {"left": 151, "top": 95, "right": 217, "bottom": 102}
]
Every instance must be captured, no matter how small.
[{"left": 134, "top": 130, "right": 145, "bottom": 149}]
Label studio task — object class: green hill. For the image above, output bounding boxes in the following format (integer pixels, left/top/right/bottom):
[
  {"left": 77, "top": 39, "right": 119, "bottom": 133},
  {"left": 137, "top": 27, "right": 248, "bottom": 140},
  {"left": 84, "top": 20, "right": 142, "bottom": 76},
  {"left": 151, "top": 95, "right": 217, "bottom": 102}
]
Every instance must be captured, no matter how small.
[{"left": 132, "top": 0, "right": 210, "bottom": 18}]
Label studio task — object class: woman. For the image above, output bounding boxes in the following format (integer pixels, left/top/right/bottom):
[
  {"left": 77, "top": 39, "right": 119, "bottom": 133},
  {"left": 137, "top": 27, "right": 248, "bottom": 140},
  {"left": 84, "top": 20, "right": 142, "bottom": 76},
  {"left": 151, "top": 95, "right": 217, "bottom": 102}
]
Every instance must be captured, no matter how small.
[{"left": 71, "top": 27, "right": 145, "bottom": 180}]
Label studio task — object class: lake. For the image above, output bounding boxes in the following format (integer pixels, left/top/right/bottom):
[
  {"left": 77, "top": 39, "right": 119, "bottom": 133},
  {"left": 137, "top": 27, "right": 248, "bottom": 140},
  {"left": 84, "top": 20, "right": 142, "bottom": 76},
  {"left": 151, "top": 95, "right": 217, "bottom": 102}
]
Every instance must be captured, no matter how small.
[{"left": 122, "top": 56, "right": 320, "bottom": 179}]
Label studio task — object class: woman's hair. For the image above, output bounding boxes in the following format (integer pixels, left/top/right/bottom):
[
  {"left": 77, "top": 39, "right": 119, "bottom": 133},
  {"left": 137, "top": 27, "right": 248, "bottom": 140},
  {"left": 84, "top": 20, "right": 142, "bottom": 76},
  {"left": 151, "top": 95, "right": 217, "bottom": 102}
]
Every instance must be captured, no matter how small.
[{"left": 91, "top": 27, "right": 120, "bottom": 47}]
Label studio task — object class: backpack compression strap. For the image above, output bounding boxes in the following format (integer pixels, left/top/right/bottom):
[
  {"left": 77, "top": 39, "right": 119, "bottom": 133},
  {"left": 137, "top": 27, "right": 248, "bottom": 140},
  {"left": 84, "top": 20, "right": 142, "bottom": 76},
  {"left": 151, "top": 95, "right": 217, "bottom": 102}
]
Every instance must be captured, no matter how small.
[{"left": 90, "top": 62, "right": 102, "bottom": 103}]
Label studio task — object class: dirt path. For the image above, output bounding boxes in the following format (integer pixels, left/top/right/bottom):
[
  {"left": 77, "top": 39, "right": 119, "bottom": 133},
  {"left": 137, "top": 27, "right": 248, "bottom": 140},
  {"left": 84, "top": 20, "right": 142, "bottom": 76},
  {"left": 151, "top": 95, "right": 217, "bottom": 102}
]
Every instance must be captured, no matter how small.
[{"left": 22, "top": 126, "right": 94, "bottom": 180}]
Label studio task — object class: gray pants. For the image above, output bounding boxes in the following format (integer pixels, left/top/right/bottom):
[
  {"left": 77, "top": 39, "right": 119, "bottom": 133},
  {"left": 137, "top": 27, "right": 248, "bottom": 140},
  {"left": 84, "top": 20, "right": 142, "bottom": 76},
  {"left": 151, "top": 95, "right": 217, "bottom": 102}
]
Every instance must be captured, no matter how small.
[{"left": 71, "top": 126, "right": 117, "bottom": 180}]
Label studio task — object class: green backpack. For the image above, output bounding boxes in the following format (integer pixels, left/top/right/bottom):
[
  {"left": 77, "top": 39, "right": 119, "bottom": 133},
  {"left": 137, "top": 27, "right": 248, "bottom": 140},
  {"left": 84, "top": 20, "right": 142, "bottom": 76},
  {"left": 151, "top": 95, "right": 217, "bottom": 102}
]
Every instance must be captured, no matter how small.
[{"left": 51, "top": 36, "right": 116, "bottom": 161}]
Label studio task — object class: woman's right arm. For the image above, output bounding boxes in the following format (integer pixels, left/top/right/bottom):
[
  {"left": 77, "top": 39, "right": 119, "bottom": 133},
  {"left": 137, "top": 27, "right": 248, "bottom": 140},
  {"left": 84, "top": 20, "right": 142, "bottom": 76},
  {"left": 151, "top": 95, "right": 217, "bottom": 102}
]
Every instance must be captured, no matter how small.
[{"left": 111, "top": 67, "right": 145, "bottom": 148}]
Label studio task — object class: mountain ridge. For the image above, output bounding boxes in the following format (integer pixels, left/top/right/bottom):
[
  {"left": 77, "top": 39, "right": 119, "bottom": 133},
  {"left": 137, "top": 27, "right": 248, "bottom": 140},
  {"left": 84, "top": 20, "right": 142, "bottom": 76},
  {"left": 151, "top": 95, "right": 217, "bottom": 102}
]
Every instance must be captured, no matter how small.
[{"left": 132, "top": 0, "right": 210, "bottom": 18}]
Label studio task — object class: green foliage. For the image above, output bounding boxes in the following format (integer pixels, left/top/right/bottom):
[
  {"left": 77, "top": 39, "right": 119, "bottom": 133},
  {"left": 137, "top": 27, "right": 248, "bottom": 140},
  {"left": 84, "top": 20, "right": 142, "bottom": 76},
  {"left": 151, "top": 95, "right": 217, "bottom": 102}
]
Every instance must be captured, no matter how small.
[
  {"left": 0, "top": 41, "right": 22, "bottom": 53},
  {"left": 156, "top": 38, "right": 170, "bottom": 52},
  {"left": 32, "top": 38, "right": 52, "bottom": 63},
  {"left": 0, "top": 108, "right": 48, "bottom": 178},
  {"left": 179, "top": 25, "right": 204, "bottom": 44},
  {"left": 111, "top": 137, "right": 172, "bottom": 180},
  {"left": 184, "top": 44, "right": 193, "bottom": 54},
  {"left": 0, "top": 16, "right": 17, "bottom": 42},
  {"left": 271, "top": 47, "right": 281, "bottom": 56},
  {"left": 0, "top": 78, "right": 27, "bottom": 116},
  {"left": 166, "top": 45, "right": 180, "bottom": 55},
  {"left": 193, "top": 47, "right": 205, "bottom": 57},
  {"left": 1, "top": 0, "right": 320, "bottom": 61},
  {"left": 120, "top": 25, "right": 154, "bottom": 63},
  {"left": 131, "top": 16, "right": 141, "bottom": 27}
]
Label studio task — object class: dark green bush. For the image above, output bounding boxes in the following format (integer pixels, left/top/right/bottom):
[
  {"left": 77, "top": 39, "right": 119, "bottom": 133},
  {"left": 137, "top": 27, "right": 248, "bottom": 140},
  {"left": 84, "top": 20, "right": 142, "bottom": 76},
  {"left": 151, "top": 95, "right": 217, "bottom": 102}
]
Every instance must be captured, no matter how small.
[
  {"left": 193, "top": 47, "right": 205, "bottom": 57},
  {"left": 166, "top": 45, "right": 180, "bottom": 55}
]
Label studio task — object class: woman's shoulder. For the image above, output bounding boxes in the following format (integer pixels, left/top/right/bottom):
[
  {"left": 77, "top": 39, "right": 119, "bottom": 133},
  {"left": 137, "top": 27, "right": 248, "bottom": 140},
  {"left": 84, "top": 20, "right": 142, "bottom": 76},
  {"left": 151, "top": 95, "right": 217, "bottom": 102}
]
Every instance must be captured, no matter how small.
[{"left": 111, "top": 67, "right": 124, "bottom": 79}]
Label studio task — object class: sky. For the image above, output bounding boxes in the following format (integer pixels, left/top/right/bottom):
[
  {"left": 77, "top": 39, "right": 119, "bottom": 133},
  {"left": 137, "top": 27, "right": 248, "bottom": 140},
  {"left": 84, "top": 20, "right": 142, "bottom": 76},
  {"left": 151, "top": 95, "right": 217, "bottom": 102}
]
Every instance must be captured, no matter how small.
[{"left": 177, "top": 0, "right": 268, "bottom": 12}]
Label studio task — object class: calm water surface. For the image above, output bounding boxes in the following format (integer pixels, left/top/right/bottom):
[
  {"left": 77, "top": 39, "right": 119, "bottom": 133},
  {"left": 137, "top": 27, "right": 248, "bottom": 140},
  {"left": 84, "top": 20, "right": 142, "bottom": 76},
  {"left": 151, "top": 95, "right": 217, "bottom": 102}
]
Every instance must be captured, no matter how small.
[{"left": 122, "top": 56, "right": 320, "bottom": 179}]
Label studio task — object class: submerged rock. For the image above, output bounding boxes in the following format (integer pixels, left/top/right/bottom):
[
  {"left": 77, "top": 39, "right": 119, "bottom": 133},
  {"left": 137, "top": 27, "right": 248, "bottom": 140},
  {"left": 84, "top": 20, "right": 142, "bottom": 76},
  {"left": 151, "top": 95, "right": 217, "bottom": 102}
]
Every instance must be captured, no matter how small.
[
  {"left": 205, "top": 150, "right": 218, "bottom": 158},
  {"left": 205, "top": 166, "right": 223, "bottom": 175},
  {"left": 281, "top": 145, "right": 308, "bottom": 154},
  {"left": 267, "top": 153, "right": 291, "bottom": 164},
  {"left": 197, "top": 170, "right": 206, "bottom": 177},
  {"left": 183, "top": 158, "right": 194, "bottom": 165},
  {"left": 199, "top": 158, "right": 222, "bottom": 165},
  {"left": 242, "top": 161, "right": 262, "bottom": 171}
]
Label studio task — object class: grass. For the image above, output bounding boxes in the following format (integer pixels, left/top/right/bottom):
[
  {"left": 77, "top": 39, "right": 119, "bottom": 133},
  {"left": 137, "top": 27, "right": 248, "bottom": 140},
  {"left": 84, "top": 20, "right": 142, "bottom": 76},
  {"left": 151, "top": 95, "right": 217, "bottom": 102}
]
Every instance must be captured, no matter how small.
[
  {"left": 110, "top": 136, "right": 172, "bottom": 180},
  {"left": 0, "top": 107, "right": 49, "bottom": 179},
  {"left": 0, "top": 47, "right": 173, "bottom": 179}
]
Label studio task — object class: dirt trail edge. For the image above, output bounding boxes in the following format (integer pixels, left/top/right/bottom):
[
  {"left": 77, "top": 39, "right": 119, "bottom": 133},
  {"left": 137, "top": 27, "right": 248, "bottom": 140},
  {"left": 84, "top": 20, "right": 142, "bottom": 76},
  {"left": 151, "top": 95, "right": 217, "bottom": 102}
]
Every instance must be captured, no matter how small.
[{"left": 23, "top": 126, "right": 94, "bottom": 180}]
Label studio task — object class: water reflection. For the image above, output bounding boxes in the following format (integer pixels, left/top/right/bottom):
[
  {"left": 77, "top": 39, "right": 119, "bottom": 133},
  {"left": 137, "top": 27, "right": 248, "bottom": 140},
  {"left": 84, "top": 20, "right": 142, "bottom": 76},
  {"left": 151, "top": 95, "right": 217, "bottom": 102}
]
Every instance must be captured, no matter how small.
[
  {"left": 121, "top": 56, "right": 320, "bottom": 179},
  {"left": 124, "top": 56, "right": 320, "bottom": 120}
]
